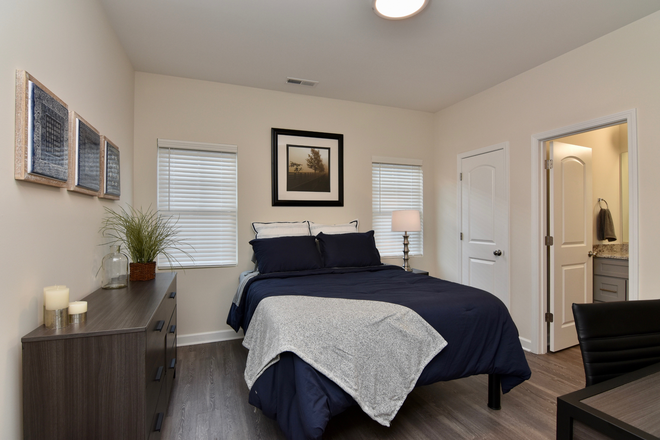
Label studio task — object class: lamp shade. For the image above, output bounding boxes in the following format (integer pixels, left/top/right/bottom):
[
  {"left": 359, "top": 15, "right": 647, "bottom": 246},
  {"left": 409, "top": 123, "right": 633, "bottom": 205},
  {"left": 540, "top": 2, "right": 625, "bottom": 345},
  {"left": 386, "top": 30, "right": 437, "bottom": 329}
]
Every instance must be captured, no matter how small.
[{"left": 391, "top": 210, "right": 421, "bottom": 232}]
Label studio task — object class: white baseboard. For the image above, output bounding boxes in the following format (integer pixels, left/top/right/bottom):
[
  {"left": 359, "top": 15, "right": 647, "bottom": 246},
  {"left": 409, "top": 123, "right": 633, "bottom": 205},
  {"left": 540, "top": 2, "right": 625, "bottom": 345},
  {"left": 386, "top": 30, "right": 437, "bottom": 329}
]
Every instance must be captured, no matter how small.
[
  {"left": 519, "top": 336, "right": 533, "bottom": 352},
  {"left": 178, "top": 328, "right": 244, "bottom": 347}
]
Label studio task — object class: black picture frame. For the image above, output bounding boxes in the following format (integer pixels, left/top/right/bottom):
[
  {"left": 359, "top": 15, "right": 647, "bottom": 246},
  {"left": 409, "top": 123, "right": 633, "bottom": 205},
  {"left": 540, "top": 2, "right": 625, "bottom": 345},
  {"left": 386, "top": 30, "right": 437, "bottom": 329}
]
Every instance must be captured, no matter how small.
[{"left": 271, "top": 128, "right": 344, "bottom": 206}]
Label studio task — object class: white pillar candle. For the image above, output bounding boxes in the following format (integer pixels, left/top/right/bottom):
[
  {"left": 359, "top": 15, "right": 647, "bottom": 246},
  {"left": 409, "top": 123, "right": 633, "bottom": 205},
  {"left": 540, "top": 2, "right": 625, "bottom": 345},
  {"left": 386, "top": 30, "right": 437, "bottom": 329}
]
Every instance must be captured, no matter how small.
[
  {"left": 68, "top": 301, "right": 87, "bottom": 314},
  {"left": 43, "top": 286, "right": 70, "bottom": 310}
]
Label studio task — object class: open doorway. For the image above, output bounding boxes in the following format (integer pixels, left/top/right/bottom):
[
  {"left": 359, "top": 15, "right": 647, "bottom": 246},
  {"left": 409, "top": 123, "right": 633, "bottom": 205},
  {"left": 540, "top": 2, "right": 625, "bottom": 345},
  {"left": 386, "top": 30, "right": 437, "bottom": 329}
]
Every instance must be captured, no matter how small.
[
  {"left": 530, "top": 110, "right": 638, "bottom": 355},
  {"left": 545, "top": 124, "right": 629, "bottom": 352}
]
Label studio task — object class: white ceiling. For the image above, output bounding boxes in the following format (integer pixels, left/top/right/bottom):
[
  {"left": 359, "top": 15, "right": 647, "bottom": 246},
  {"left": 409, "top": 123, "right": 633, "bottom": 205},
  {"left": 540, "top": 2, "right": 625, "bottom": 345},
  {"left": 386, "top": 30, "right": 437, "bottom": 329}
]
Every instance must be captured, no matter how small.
[{"left": 99, "top": 0, "right": 660, "bottom": 113}]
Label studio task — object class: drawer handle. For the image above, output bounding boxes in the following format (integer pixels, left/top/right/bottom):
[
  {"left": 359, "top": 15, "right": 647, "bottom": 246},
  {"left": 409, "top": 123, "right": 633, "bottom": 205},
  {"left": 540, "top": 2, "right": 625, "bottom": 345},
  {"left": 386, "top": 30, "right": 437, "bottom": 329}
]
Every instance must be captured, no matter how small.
[
  {"left": 154, "top": 365, "right": 164, "bottom": 382},
  {"left": 169, "top": 324, "right": 177, "bottom": 334},
  {"left": 600, "top": 288, "right": 618, "bottom": 293},
  {"left": 154, "top": 412, "right": 164, "bottom": 432},
  {"left": 169, "top": 291, "right": 176, "bottom": 299},
  {"left": 170, "top": 358, "right": 176, "bottom": 369},
  {"left": 154, "top": 320, "right": 165, "bottom": 332}
]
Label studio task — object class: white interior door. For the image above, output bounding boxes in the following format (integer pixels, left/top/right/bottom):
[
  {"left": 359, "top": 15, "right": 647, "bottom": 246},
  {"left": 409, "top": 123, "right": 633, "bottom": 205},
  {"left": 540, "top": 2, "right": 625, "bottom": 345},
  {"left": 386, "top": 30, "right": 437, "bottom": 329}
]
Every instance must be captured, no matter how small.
[
  {"left": 460, "top": 147, "right": 509, "bottom": 307},
  {"left": 549, "top": 142, "right": 593, "bottom": 352}
]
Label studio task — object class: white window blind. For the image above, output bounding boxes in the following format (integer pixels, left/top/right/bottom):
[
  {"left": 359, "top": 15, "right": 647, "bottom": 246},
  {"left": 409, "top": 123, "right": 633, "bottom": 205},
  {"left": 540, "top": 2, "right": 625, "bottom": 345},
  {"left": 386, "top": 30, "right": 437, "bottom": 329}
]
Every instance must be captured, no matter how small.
[
  {"left": 157, "top": 139, "right": 237, "bottom": 268},
  {"left": 372, "top": 159, "right": 423, "bottom": 257}
]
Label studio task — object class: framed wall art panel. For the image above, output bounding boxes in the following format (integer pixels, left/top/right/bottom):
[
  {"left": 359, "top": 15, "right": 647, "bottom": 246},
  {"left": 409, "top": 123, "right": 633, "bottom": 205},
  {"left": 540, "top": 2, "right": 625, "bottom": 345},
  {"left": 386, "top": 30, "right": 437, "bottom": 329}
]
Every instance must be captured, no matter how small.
[
  {"left": 15, "top": 70, "right": 69, "bottom": 188},
  {"left": 100, "top": 136, "right": 120, "bottom": 200},
  {"left": 271, "top": 128, "right": 344, "bottom": 206},
  {"left": 67, "top": 112, "right": 101, "bottom": 196}
]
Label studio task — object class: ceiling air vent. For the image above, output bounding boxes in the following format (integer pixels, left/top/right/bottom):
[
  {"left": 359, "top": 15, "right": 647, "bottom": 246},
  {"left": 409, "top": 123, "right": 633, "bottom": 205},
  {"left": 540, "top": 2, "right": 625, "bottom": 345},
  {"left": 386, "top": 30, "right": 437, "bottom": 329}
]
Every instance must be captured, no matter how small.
[{"left": 286, "top": 77, "right": 318, "bottom": 87}]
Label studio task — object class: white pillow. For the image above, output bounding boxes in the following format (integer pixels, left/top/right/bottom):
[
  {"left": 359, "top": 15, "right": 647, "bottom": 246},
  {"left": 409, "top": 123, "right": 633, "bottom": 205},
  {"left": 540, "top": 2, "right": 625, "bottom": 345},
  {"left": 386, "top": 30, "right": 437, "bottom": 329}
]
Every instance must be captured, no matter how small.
[
  {"left": 252, "top": 221, "right": 311, "bottom": 239},
  {"left": 309, "top": 220, "right": 359, "bottom": 236}
]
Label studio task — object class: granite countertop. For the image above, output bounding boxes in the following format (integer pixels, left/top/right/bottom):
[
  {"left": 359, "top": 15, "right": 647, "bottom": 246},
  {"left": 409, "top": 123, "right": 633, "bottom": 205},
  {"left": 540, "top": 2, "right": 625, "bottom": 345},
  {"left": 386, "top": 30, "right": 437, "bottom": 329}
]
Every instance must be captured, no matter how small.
[{"left": 593, "top": 244, "right": 628, "bottom": 260}]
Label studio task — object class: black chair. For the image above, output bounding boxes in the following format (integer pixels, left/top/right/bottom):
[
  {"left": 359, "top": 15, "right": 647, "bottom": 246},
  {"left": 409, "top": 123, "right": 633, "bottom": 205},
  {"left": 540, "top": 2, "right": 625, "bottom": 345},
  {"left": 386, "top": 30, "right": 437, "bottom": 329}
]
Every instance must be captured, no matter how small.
[{"left": 572, "top": 299, "right": 660, "bottom": 386}]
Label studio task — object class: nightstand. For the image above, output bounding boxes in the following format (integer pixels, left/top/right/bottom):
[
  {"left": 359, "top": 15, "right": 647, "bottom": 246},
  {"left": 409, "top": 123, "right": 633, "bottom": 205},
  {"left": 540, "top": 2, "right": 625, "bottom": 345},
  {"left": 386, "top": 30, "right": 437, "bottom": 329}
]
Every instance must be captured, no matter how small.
[{"left": 411, "top": 268, "right": 429, "bottom": 276}]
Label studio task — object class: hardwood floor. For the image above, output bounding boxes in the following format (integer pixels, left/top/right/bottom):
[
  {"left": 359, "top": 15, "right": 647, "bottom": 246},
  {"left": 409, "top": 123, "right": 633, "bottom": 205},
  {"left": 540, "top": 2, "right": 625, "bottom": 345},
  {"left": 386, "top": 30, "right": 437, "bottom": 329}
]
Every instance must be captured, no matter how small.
[{"left": 161, "top": 340, "right": 587, "bottom": 440}]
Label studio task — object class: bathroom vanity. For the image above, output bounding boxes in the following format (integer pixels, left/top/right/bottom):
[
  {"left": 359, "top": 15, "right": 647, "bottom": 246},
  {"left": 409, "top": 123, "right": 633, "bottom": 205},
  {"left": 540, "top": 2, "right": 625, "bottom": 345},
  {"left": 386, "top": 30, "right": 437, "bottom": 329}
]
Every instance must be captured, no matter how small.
[{"left": 593, "top": 245, "right": 629, "bottom": 302}]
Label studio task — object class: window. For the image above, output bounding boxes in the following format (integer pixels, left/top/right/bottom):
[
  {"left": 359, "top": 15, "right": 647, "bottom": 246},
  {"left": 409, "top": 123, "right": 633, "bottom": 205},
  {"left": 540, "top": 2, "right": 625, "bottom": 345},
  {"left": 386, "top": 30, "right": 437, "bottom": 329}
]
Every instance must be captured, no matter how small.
[
  {"left": 157, "top": 139, "right": 237, "bottom": 268},
  {"left": 372, "top": 157, "right": 423, "bottom": 257}
]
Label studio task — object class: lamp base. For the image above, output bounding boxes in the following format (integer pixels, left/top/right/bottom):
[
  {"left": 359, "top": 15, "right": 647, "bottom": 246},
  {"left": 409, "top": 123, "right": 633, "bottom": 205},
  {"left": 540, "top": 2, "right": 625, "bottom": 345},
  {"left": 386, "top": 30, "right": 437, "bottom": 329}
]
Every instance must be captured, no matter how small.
[{"left": 402, "top": 232, "right": 411, "bottom": 272}]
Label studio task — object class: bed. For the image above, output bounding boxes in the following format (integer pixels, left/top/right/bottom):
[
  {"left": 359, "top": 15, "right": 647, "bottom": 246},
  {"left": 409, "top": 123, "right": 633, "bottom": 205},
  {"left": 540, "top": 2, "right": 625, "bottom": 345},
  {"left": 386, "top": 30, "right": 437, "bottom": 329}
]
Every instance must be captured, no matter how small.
[{"left": 226, "top": 222, "right": 531, "bottom": 440}]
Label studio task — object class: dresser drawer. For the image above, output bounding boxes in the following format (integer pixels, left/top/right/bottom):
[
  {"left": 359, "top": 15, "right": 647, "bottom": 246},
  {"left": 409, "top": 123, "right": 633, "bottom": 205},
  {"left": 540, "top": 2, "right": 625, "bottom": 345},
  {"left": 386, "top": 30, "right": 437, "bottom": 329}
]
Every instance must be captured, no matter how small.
[
  {"left": 145, "top": 297, "right": 174, "bottom": 370},
  {"left": 594, "top": 275, "right": 627, "bottom": 302},
  {"left": 147, "top": 385, "right": 166, "bottom": 440},
  {"left": 166, "top": 305, "right": 177, "bottom": 399},
  {"left": 166, "top": 306, "right": 177, "bottom": 370},
  {"left": 145, "top": 354, "right": 166, "bottom": 433},
  {"left": 165, "top": 288, "right": 177, "bottom": 385},
  {"left": 145, "top": 291, "right": 176, "bottom": 428}
]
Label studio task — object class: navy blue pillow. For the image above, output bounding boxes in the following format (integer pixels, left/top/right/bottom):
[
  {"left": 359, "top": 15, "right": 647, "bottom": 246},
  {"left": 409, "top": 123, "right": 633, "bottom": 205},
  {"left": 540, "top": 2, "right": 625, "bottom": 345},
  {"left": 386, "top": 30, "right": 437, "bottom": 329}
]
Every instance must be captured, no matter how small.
[
  {"left": 250, "top": 235, "right": 322, "bottom": 274},
  {"left": 316, "top": 231, "right": 381, "bottom": 268}
]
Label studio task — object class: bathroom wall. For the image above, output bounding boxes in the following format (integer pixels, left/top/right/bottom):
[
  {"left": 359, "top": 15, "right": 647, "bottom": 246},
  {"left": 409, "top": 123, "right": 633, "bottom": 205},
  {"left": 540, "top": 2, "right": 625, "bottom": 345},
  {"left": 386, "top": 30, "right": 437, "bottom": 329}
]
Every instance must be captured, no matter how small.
[{"left": 558, "top": 124, "right": 628, "bottom": 244}]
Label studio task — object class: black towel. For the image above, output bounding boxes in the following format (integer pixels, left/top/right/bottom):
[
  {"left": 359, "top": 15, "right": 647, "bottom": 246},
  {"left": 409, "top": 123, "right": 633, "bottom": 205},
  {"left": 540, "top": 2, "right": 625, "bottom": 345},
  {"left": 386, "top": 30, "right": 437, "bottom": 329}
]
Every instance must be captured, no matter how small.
[{"left": 597, "top": 208, "right": 616, "bottom": 242}]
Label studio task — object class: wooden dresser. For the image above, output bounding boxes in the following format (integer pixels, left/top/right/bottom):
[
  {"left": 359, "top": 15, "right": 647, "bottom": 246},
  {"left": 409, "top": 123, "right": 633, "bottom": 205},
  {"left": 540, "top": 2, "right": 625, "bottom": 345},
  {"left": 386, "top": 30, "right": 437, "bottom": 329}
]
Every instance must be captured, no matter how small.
[{"left": 22, "top": 272, "right": 177, "bottom": 440}]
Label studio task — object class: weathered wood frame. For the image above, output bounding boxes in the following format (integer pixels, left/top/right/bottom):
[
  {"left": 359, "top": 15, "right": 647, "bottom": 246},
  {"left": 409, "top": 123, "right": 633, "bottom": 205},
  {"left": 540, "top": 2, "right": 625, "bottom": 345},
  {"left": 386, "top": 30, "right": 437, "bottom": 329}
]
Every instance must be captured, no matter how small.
[
  {"left": 15, "top": 70, "right": 69, "bottom": 188},
  {"left": 100, "top": 136, "right": 121, "bottom": 200},
  {"left": 68, "top": 111, "right": 101, "bottom": 196}
]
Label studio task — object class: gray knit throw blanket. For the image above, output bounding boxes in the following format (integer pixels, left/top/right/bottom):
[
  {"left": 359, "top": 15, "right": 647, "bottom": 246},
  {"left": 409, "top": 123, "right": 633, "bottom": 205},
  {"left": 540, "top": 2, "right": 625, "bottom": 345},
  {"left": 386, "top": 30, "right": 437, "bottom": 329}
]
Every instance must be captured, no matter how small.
[{"left": 243, "top": 295, "right": 448, "bottom": 426}]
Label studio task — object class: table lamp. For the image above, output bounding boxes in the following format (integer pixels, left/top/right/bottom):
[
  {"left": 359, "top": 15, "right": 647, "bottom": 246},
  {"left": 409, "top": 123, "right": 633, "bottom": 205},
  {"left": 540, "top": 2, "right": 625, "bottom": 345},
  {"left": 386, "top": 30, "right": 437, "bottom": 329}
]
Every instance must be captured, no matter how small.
[{"left": 391, "top": 210, "right": 421, "bottom": 271}]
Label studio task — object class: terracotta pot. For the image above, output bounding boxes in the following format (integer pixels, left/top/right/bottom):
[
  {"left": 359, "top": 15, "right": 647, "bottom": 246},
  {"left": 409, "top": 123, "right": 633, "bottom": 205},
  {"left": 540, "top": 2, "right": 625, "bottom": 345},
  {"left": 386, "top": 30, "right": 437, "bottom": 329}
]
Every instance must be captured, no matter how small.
[{"left": 129, "top": 262, "right": 156, "bottom": 281}]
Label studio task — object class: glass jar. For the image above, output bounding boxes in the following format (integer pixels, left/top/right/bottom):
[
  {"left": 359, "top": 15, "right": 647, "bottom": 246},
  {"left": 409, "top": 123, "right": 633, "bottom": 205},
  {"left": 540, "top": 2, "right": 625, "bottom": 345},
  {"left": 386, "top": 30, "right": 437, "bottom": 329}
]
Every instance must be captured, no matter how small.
[{"left": 101, "top": 245, "right": 129, "bottom": 289}]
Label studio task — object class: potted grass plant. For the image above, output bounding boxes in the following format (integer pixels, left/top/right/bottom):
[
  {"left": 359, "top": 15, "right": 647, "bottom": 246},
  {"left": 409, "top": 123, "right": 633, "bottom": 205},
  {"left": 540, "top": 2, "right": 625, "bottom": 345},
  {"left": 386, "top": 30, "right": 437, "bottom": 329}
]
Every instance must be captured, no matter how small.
[{"left": 100, "top": 205, "right": 191, "bottom": 281}]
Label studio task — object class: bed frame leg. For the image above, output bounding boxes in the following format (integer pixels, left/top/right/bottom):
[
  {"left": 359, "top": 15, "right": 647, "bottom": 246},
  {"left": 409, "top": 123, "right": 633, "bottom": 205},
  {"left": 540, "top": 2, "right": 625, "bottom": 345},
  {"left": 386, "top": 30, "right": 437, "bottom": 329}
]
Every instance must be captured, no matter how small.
[{"left": 488, "top": 374, "right": 501, "bottom": 410}]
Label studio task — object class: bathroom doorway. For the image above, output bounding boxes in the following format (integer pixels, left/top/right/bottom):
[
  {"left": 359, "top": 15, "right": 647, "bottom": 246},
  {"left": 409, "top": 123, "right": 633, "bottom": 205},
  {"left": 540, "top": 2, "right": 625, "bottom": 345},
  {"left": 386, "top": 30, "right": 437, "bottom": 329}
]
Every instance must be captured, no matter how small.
[
  {"left": 545, "top": 124, "right": 628, "bottom": 352},
  {"left": 530, "top": 109, "right": 638, "bottom": 355}
]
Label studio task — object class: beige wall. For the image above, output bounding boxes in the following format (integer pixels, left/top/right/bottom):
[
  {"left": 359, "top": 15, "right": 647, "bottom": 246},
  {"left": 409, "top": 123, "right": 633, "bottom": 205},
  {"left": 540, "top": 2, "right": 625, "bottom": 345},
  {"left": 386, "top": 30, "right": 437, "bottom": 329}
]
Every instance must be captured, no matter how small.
[
  {"left": 5, "top": 2, "right": 660, "bottom": 436},
  {"left": 433, "top": 11, "right": 660, "bottom": 350},
  {"left": 0, "top": 0, "right": 134, "bottom": 438},
  {"left": 133, "top": 73, "right": 436, "bottom": 341}
]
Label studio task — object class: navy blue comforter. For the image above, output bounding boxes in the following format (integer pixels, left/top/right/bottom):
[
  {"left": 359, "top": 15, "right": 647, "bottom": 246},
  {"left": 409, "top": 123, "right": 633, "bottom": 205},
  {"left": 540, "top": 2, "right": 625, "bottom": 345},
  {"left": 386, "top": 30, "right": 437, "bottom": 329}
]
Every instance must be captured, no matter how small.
[{"left": 227, "top": 265, "right": 531, "bottom": 439}]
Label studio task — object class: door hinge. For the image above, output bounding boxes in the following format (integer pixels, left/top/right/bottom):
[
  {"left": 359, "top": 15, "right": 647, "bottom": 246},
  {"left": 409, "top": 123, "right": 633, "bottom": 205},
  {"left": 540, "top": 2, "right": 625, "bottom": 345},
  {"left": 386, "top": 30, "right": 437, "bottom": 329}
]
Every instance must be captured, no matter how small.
[
  {"left": 545, "top": 312, "right": 554, "bottom": 323},
  {"left": 460, "top": 232, "right": 463, "bottom": 240},
  {"left": 545, "top": 236, "right": 554, "bottom": 246},
  {"left": 545, "top": 159, "right": 553, "bottom": 169},
  {"left": 459, "top": 173, "right": 463, "bottom": 181}
]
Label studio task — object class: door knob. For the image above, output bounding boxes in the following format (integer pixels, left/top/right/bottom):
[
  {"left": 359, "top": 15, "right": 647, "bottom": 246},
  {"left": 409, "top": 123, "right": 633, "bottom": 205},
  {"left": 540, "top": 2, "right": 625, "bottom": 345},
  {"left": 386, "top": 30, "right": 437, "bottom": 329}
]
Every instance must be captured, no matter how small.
[
  {"left": 588, "top": 251, "right": 594, "bottom": 257},
  {"left": 493, "top": 250, "right": 502, "bottom": 256}
]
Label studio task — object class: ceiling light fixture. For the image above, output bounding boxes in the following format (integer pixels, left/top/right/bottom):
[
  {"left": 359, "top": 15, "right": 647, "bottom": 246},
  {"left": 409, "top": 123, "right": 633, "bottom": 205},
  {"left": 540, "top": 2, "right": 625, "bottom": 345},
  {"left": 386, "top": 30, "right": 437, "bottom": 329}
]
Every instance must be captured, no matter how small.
[{"left": 373, "top": 0, "right": 429, "bottom": 20}]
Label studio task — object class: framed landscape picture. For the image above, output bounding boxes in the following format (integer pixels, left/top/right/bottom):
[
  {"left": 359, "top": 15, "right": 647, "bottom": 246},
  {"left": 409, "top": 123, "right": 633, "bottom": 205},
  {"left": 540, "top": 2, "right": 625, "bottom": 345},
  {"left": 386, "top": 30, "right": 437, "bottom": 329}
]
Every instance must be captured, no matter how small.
[
  {"left": 15, "top": 70, "right": 69, "bottom": 188},
  {"left": 68, "top": 112, "right": 101, "bottom": 196},
  {"left": 271, "top": 128, "right": 344, "bottom": 206}
]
